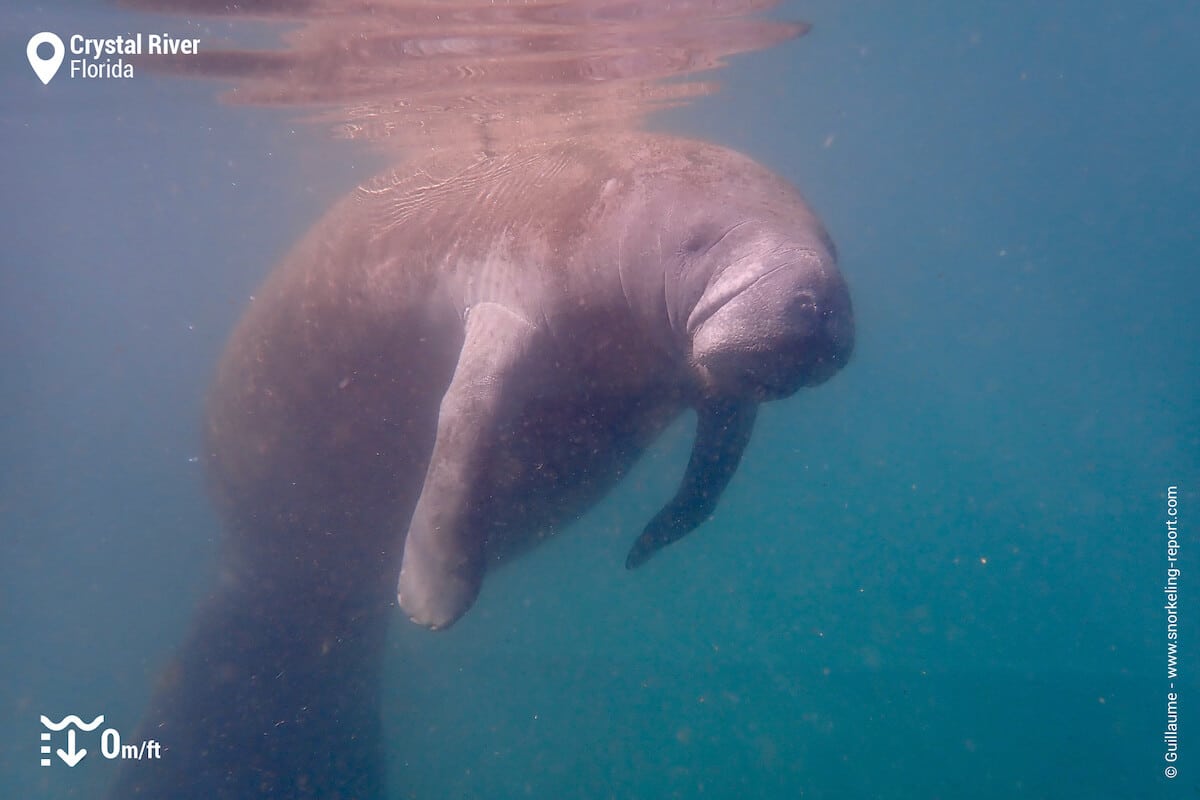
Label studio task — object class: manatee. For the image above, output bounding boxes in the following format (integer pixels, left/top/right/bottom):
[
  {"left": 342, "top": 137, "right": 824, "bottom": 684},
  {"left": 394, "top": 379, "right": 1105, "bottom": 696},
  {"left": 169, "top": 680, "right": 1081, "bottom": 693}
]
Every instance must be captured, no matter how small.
[{"left": 111, "top": 132, "right": 853, "bottom": 799}]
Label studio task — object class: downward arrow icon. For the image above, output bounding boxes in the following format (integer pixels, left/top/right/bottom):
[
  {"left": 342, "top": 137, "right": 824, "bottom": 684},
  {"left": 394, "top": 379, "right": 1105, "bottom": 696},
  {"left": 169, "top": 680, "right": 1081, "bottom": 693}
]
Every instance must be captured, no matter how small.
[{"left": 57, "top": 729, "right": 86, "bottom": 767}]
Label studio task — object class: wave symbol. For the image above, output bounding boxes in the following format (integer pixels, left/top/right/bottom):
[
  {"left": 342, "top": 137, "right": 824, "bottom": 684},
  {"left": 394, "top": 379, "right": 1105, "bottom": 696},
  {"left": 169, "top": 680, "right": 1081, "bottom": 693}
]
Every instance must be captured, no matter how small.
[{"left": 40, "top": 715, "right": 105, "bottom": 731}]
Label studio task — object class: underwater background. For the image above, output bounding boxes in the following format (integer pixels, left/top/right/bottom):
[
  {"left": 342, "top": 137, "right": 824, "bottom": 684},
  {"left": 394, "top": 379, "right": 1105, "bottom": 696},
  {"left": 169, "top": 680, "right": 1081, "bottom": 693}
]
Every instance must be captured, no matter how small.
[{"left": 1, "top": 0, "right": 1198, "bottom": 797}]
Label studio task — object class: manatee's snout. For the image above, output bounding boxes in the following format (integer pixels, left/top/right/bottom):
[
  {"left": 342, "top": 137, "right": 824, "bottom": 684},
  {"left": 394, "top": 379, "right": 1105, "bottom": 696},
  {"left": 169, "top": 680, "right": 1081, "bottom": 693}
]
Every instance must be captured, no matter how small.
[{"left": 691, "top": 253, "right": 854, "bottom": 401}]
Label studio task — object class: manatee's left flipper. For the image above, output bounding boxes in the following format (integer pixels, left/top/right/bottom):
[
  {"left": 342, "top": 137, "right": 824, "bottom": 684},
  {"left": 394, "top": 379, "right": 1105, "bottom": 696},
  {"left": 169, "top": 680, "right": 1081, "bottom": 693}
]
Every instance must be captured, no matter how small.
[
  {"left": 625, "top": 399, "right": 758, "bottom": 569},
  {"left": 398, "top": 301, "right": 539, "bottom": 629}
]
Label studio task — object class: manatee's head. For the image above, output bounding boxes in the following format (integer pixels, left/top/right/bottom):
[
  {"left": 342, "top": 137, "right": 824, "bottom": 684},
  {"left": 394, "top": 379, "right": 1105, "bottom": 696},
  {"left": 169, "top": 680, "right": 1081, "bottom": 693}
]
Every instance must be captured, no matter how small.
[{"left": 686, "top": 239, "right": 854, "bottom": 401}]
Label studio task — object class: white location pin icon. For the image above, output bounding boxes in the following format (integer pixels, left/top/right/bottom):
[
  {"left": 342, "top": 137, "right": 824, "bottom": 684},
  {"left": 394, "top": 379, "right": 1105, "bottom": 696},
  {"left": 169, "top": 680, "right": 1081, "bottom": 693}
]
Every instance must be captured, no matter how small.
[{"left": 27, "top": 32, "right": 65, "bottom": 85}]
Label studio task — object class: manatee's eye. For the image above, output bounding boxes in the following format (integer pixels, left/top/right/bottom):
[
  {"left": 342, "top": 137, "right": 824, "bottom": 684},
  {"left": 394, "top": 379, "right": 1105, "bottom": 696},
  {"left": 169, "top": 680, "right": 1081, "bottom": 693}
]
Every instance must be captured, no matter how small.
[{"left": 680, "top": 224, "right": 723, "bottom": 256}]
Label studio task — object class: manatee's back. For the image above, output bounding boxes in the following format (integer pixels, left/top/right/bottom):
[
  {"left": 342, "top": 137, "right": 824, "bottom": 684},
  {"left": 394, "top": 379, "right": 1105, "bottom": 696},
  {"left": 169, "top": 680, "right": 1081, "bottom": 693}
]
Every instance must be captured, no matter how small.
[{"left": 201, "top": 173, "right": 466, "bottom": 587}]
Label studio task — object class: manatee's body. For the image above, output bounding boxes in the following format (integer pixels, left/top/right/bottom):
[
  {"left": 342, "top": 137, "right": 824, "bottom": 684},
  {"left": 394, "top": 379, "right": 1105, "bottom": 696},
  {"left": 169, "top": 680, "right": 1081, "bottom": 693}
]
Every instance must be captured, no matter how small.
[
  {"left": 207, "top": 137, "right": 689, "bottom": 598},
  {"left": 112, "top": 133, "right": 853, "bottom": 799}
]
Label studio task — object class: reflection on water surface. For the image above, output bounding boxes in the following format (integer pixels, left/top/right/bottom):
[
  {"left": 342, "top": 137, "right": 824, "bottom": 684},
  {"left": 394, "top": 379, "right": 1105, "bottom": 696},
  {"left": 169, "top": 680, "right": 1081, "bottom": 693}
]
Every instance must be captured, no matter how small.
[{"left": 125, "top": 0, "right": 806, "bottom": 154}]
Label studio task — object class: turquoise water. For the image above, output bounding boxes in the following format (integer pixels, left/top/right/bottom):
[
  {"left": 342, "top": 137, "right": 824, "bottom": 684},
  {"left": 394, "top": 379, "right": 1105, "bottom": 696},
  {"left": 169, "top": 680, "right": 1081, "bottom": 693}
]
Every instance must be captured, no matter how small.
[{"left": 2, "top": 1, "right": 1197, "bottom": 798}]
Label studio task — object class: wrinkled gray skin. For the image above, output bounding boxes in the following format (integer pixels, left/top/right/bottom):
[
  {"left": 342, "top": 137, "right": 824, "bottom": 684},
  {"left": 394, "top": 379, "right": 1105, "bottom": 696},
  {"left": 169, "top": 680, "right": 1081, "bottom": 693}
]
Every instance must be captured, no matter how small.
[{"left": 112, "top": 133, "right": 852, "bottom": 799}]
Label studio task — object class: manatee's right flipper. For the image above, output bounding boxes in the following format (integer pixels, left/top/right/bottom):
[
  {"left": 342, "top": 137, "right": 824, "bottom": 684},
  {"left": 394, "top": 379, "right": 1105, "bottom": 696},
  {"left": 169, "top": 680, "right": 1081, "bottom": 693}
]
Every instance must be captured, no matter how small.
[
  {"left": 397, "top": 301, "right": 541, "bottom": 629},
  {"left": 625, "top": 399, "right": 757, "bottom": 568},
  {"left": 106, "top": 579, "right": 390, "bottom": 800}
]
